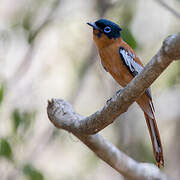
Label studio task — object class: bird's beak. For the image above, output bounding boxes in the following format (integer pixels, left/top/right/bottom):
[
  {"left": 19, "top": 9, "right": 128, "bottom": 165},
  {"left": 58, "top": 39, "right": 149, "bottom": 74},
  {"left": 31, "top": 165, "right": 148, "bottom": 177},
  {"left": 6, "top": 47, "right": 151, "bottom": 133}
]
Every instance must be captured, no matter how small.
[{"left": 87, "top": 22, "right": 100, "bottom": 30}]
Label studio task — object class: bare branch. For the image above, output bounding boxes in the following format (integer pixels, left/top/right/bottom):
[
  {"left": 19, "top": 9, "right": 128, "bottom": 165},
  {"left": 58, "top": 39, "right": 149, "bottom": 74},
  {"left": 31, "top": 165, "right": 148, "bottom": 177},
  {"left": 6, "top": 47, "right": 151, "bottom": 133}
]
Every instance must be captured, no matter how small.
[
  {"left": 47, "top": 99, "right": 173, "bottom": 180},
  {"left": 155, "top": 0, "right": 180, "bottom": 19},
  {"left": 48, "top": 34, "right": 180, "bottom": 135},
  {"left": 47, "top": 34, "right": 180, "bottom": 179}
]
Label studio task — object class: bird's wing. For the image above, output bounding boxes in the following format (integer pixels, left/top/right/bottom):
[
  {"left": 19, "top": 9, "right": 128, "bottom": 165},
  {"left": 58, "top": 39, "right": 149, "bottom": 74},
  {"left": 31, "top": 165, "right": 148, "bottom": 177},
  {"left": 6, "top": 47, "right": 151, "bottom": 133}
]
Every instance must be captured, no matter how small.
[
  {"left": 119, "top": 46, "right": 153, "bottom": 104},
  {"left": 119, "top": 47, "right": 143, "bottom": 76}
]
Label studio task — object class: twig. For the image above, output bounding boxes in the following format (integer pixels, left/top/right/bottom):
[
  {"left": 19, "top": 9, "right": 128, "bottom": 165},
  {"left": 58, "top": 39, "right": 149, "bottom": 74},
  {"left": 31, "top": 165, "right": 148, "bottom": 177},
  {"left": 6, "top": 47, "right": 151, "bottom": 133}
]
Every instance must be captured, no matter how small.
[
  {"left": 47, "top": 34, "right": 180, "bottom": 179},
  {"left": 155, "top": 0, "right": 180, "bottom": 19}
]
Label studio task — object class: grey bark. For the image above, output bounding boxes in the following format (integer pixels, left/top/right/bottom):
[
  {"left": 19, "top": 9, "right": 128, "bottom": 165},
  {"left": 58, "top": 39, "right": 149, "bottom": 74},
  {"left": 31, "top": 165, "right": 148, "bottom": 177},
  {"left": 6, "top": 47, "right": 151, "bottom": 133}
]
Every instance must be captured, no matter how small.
[{"left": 47, "top": 34, "right": 180, "bottom": 180}]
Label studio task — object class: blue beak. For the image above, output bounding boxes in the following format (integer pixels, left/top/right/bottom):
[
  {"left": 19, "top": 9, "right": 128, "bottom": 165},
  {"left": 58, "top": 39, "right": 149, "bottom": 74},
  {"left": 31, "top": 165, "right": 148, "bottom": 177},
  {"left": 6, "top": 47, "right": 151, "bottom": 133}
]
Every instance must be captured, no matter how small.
[{"left": 87, "top": 22, "right": 101, "bottom": 31}]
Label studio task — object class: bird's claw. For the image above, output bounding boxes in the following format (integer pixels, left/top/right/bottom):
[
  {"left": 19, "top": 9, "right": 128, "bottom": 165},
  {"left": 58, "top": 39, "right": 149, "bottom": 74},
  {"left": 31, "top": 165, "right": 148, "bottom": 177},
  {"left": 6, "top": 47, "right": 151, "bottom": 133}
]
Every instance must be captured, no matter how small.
[
  {"left": 116, "top": 89, "right": 122, "bottom": 96},
  {"left": 106, "top": 98, "right": 112, "bottom": 105}
]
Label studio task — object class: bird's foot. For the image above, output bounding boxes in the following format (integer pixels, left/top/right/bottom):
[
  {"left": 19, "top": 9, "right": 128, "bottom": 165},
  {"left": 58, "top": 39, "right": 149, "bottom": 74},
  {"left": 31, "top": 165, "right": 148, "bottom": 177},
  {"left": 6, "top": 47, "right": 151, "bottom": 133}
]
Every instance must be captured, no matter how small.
[
  {"left": 116, "top": 88, "right": 123, "bottom": 96},
  {"left": 106, "top": 98, "right": 112, "bottom": 105}
]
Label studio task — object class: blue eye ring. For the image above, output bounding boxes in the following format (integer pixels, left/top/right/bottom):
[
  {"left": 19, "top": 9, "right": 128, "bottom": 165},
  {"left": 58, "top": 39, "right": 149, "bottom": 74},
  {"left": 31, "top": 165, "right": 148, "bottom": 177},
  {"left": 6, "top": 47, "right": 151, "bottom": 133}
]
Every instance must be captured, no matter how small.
[{"left": 104, "top": 26, "right": 111, "bottom": 33}]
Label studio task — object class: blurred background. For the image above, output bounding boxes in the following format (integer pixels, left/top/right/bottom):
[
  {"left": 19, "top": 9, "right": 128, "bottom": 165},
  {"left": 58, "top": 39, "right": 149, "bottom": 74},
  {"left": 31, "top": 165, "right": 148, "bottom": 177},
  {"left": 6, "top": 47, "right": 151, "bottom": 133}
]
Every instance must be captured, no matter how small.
[{"left": 0, "top": 0, "right": 180, "bottom": 179}]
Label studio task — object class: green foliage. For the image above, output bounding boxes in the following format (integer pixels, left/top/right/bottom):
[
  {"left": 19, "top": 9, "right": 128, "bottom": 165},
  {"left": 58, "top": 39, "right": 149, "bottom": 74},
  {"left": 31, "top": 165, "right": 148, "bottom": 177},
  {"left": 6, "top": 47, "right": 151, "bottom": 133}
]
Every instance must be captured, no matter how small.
[
  {"left": 0, "top": 138, "right": 13, "bottom": 161},
  {"left": 11, "top": 109, "right": 34, "bottom": 134},
  {"left": 12, "top": 109, "right": 21, "bottom": 133},
  {"left": 23, "top": 164, "right": 44, "bottom": 180},
  {"left": 22, "top": 15, "right": 31, "bottom": 32},
  {"left": 121, "top": 27, "right": 137, "bottom": 49},
  {"left": 0, "top": 85, "right": 4, "bottom": 105}
]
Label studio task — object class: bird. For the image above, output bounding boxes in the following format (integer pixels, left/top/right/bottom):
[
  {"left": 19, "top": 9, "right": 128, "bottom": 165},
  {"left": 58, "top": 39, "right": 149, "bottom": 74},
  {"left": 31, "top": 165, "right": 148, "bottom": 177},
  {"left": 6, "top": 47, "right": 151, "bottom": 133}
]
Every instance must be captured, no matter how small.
[{"left": 87, "top": 19, "right": 164, "bottom": 167}]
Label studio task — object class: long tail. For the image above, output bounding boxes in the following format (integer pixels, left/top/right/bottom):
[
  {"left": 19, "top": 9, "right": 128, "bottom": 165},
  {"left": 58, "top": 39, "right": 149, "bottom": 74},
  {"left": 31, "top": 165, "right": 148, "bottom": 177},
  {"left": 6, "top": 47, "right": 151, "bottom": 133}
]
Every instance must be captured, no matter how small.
[
  {"left": 144, "top": 113, "right": 164, "bottom": 167},
  {"left": 137, "top": 93, "right": 164, "bottom": 167}
]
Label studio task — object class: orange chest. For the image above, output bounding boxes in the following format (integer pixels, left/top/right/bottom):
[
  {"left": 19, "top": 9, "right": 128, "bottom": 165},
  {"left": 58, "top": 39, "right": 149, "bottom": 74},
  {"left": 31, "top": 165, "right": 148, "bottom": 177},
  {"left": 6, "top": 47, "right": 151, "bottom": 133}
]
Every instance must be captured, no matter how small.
[{"left": 98, "top": 45, "right": 133, "bottom": 86}]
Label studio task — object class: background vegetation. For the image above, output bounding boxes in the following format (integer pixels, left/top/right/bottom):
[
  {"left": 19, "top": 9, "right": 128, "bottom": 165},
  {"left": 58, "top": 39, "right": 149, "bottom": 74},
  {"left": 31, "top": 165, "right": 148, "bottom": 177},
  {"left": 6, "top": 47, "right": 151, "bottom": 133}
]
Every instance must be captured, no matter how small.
[{"left": 0, "top": 0, "right": 180, "bottom": 179}]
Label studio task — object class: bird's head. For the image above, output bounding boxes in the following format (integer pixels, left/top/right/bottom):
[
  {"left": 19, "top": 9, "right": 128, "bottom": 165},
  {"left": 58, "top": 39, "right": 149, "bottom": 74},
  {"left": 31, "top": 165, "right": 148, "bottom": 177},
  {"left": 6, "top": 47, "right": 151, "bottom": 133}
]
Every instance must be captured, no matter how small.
[{"left": 87, "top": 19, "right": 122, "bottom": 48}]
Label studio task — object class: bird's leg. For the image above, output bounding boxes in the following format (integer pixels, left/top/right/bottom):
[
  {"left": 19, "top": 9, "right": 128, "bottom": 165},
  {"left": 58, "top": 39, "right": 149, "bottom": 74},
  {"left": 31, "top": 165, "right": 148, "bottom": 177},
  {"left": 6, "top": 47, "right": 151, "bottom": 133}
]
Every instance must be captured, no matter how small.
[{"left": 106, "top": 88, "right": 123, "bottom": 105}]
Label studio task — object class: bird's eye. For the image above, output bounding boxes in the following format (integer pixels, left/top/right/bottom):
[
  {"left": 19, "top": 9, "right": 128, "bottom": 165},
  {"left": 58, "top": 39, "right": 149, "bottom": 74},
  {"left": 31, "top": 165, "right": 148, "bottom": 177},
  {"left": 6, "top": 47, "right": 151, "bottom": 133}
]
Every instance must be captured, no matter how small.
[{"left": 104, "top": 26, "right": 111, "bottom": 33}]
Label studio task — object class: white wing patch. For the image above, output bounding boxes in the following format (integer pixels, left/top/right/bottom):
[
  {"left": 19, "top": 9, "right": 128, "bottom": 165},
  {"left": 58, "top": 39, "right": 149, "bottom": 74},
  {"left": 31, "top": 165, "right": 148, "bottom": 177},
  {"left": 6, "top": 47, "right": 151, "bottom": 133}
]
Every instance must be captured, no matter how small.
[
  {"left": 119, "top": 47, "right": 153, "bottom": 101},
  {"left": 119, "top": 47, "right": 143, "bottom": 76}
]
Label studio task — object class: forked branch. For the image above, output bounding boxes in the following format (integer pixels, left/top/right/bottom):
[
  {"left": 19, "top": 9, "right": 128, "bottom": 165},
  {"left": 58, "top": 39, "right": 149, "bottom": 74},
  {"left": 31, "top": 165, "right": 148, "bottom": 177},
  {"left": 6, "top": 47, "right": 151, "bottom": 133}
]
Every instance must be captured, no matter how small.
[{"left": 47, "top": 33, "right": 180, "bottom": 180}]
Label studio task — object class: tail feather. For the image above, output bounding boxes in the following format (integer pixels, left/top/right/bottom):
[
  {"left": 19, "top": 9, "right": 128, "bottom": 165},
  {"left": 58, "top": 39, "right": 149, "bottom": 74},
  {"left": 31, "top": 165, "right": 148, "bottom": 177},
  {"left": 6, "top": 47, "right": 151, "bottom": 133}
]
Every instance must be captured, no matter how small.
[
  {"left": 144, "top": 113, "right": 164, "bottom": 167},
  {"left": 137, "top": 93, "right": 164, "bottom": 167}
]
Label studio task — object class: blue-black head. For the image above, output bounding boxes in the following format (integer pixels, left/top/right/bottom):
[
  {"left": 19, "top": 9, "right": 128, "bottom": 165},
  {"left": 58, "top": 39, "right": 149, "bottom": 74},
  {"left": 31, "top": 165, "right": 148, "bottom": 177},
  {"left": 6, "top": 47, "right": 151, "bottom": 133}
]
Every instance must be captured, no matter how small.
[{"left": 87, "top": 19, "right": 122, "bottom": 39}]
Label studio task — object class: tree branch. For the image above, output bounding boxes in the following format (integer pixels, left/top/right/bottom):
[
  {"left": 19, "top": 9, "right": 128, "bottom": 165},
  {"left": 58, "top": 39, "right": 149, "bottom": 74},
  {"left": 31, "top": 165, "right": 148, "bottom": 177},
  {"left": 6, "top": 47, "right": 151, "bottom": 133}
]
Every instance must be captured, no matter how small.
[
  {"left": 47, "top": 34, "right": 180, "bottom": 179},
  {"left": 48, "top": 34, "right": 180, "bottom": 135},
  {"left": 47, "top": 99, "right": 173, "bottom": 180}
]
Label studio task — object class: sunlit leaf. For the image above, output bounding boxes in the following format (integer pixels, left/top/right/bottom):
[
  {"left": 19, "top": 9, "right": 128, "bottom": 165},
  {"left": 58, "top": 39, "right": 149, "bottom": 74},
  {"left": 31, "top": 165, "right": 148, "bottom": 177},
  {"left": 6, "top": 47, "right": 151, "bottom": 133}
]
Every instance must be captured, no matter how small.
[
  {"left": 0, "top": 138, "right": 13, "bottom": 161},
  {"left": 12, "top": 109, "right": 34, "bottom": 134},
  {"left": 121, "top": 27, "right": 137, "bottom": 49},
  {"left": 0, "top": 85, "right": 4, "bottom": 105},
  {"left": 23, "top": 164, "right": 44, "bottom": 180},
  {"left": 12, "top": 109, "right": 22, "bottom": 133}
]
